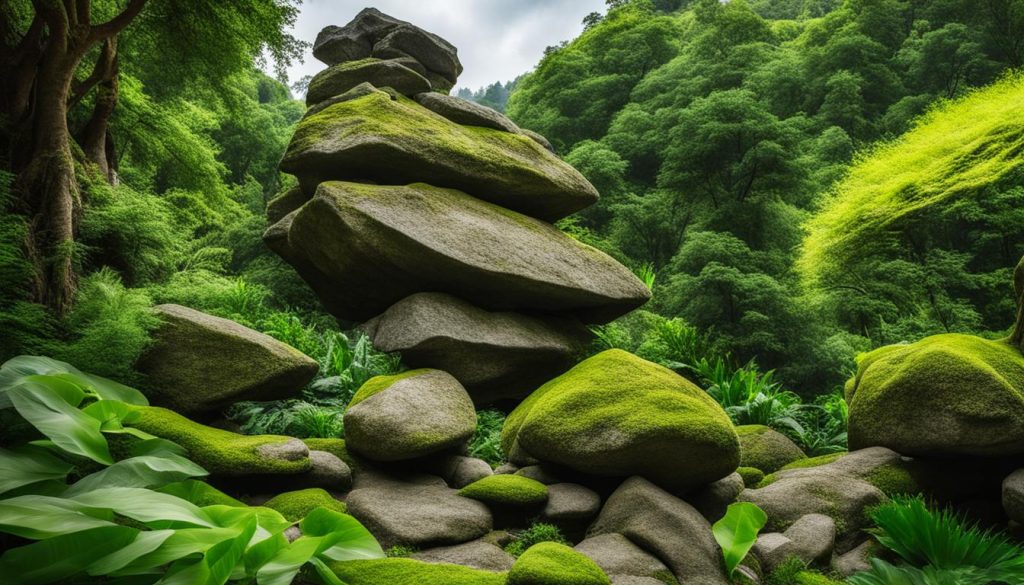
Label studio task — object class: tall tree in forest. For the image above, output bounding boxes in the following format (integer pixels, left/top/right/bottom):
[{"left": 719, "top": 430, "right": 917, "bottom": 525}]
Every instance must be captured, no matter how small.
[{"left": 0, "top": 0, "right": 303, "bottom": 313}]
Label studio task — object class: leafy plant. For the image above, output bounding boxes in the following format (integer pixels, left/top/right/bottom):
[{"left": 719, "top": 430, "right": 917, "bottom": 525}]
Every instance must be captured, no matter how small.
[
  {"left": 291, "top": 403, "right": 344, "bottom": 439},
  {"left": 468, "top": 409, "right": 507, "bottom": 468},
  {"left": 504, "top": 522, "right": 568, "bottom": 557},
  {"left": 712, "top": 502, "right": 768, "bottom": 579},
  {"left": 694, "top": 359, "right": 805, "bottom": 433},
  {"left": 634, "top": 262, "right": 657, "bottom": 290}
]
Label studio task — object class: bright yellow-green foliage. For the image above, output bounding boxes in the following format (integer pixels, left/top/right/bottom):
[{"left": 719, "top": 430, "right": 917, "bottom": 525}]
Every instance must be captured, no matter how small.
[
  {"left": 263, "top": 488, "right": 347, "bottom": 521},
  {"left": 458, "top": 475, "right": 549, "bottom": 508},
  {"left": 127, "top": 405, "right": 310, "bottom": 475},
  {"left": 156, "top": 480, "right": 245, "bottom": 507},
  {"left": 507, "top": 542, "right": 611, "bottom": 585},
  {"left": 348, "top": 369, "right": 429, "bottom": 409},
  {"left": 328, "top": 558, "right": 507, "bottom": 585},
  {"left": 736, "top": 424, "right": 806, "bottom": 473},
  {"left": 846, "top": 333, "right": 1024, "bottom": 455},
  {"left": 800, "top": 74, "right": 1024, "bottom": 286},
  {"left": 303, "top": 438, "right": 362, "bottom": 471}
]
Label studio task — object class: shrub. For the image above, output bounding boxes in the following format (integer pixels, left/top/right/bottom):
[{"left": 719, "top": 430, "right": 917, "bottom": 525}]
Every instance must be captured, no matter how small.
[
  {"left": 504, "top": 523, "right": 568, "bottom": 558},
  {"left": 468, "top": 409, "right": 506, "bottom": 468}
]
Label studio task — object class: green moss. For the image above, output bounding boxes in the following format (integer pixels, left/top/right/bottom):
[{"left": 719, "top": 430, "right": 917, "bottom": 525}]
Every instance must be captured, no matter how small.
[
  {"left": 737, "top": 466, "right": 765, "bottom": 487},
  {"left": 846, "top": 333, "right": 1024, "bottom": 455},
  {"left": 327, "top": 558, "right": 506, "bottom": 585},
  {"left": 348, "top": 369, "right": 427, "bottom": 408},
  {"left": 865, "top": 462, "right": 920, "bottom": 497},
  {"left": 756, "top": 453, "right": 846, "bottom": 488},
  {"left": 156, "top": 480, "right": 245, "bottom": 507},
  {"left": 795, "top": 572, "right": 846, "bottom": 585},
  {"left": 126, "top": 405, "right": 310, "bottom": 476},
  {"left": 508, "top": 542, "right": 611, "bottom": 585},
  {"left": 262, "top": 488, "right": 346, "bottom": 522},
  {"left": 385, "top": 545, "right": 418, "bottom": 558},
  {"left": 459, "top": 475, "right": 549, "bottom": 508},
  {"left": 504, "top": 523, "right": 568, "bottom": 558},
  {"left": 652, "top": 569, "right": 681, "bottom": 585},
  {"left": 736, "top": 424, "right": 807, "bottom": 473},
  {"left": 501, "top": 349, "right": 739, "bottom": 491},
  {"left": 303, "top": 438, "right": 362, "bottom": 471}
]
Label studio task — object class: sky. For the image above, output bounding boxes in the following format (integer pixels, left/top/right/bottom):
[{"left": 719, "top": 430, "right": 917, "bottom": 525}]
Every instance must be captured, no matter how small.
[{"left": 282, "top": 0, "right": 607, "bottom": 92}]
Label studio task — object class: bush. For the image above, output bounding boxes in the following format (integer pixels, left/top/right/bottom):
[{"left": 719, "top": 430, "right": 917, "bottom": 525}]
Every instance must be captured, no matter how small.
[
  {"left": 504, "top": 523, "right": 568, "bottom": 558},
  {"left": 468, "top": 409, "right": 506, "bottom": 468}
]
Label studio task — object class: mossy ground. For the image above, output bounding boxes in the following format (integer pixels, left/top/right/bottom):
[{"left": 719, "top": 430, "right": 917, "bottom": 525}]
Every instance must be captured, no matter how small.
[
  {"left": 127, "top": 405, "right": 310, "bottom": 475},
  {"left": 327, "top": 558, "right": 506, "bottom": 585},
  {"left": 459, "top": 475, "right": 549, "bottom": 508},
  {"left": 507, "top": 542, "right": 611, "bottom": 585},
  {"left": 263, "top": 488, "right": 347, "bottom": 521}
]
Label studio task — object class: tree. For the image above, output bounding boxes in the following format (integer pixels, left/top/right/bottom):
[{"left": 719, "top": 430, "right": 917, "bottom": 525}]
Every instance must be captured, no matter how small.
[{"left": 0, "top": 0, "right": 302, "bottom": 313}]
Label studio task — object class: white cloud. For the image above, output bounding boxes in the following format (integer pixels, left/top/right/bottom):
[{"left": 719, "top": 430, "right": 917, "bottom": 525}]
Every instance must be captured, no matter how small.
[{"left": 281, "top": 0, "right": 606, "bottom": 91}]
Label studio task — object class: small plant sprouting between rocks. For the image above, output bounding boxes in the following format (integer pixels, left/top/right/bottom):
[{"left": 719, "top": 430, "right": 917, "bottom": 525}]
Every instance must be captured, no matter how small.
[
  {"left": 468, "top": 409, "right": 507, "bottom": 468},
  {"left": 504, "top": 522, "right": 569, "bottom": 557},
  {"left": 712, "top": 502, "right": 768, "bottom": 581}
]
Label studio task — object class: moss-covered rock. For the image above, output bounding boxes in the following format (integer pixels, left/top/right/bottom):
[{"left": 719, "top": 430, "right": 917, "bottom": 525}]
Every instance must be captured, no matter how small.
[
  {"left": 737, "top": 466, "right": 766, "bottom": 487},
  {"left": 135, "top": 304, "right": 318, "bottom": 415},
  {"left": 265, "top": 181, "right": 649, "bottom": 324},
  {"left": 156, "top": 479, "right": 245, "bottom": 507},
  {"left": 126, "top": 405, "right": 311, "bottom": 476},
  {"left": 306, "top": 58, "right": 431, "bottom": 104},
  {"left": 847, "top": 333, "right": 1024, "bottom": 456},
  {"left": 279, "top": 91, "right": 599, "bottom": 222},
  {"left": 344, "top": 369, "right": 477, "bottom": 462},
  {"left": 459, "top": 475, "right": 549, "bottom": 508},
  {"left": 328, "top": 558, "right": 506, "bottom": 585},
  {"left": 263, "top": 488, "right": 347, "bottom": 521},
  {"left": 502, "top": 350, "right": 738, "bottom": 492},
  {"left": 508, "top": 542, "right": 611, "bottom": 585},
  {"left": 303, "top": 438, "right": 362, "bottom": 471},
  {"left": 736, "top": 425, "right": 806, "bottom": 473}
]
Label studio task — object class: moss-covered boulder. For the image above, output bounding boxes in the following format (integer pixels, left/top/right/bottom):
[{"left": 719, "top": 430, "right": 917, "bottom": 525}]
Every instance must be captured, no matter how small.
[
  {"left": 136, "top": 304, "right": 318, "bottom": 415},
  {"left": 508, "top": 542, "right": 611, "bottom": 585},
  {"left": 574, "top": 534, "right": 675, "bottom": 585},
  {"left": 344, "top": 369, "right": 477, "bottom": 462},
  {"left": 847, "top": 333, "right": 1024, "bottom": 456},
  {"left": 364, "top": 292, "right": 591, "bottom": 404},
  {"left": 265, "top": 182, "right": 649, "bottom": 323},
  {"left": 126, "top": 405, "right": 310, "bottom": 476},
  {"left": 501, "top": 350, "right": 738, "bottom": 492},
  {"left": 329, "top": 558, "right": 505, "bottom": 585},
  {"left": 306, "top": 58, "right": 431, "bottom": 104},
  {"left": 459, "top": 475, "right": 549, "bottom": 509},
  {"left": 414, "top": 92, "right": 521, "bottom": 133},
  {"left": 278, "top": 91, "right": 598, "bottom": 222},
  {"left": 263, "top": 488, "right": 347, "bottom": 521},
  {"left": 736, "top": 425, "right": 806, "bottom": 473}
]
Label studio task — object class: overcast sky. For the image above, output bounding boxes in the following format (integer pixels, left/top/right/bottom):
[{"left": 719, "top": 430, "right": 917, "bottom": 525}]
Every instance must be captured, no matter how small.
[{"left": 282, "top": 0, "right": 607, "bottom": 91}]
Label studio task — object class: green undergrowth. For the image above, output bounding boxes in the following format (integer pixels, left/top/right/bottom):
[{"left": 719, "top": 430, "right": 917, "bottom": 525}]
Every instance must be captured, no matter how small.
[{"left": 504, "top": 523, "right": 569, "bottom": 558}]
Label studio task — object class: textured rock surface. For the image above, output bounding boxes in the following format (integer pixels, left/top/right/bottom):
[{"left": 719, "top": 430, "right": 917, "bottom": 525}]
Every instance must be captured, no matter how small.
[
  {"left": 346, "top": 481, "right": 492, "bottom": 548},
  {"left": 137, "top": 304, "right": 317, "bottom": 414},
  {"left": 421, "top": 455, "right": 494, "bottom": 489},
  {"left": 1004, "top": 468, "right": 1024, "bottom": 524},
  {"left": 502, "top": 350, "right": 738, "bottom": 492},
  {"left": 306, "top": 58, "right": 430, "bottom": 105},
  {"left": 575, "top": 534, "right": 672, "bottom": 583},
  {"left": 303, "top": 450, "right": 353, "bottom": 491},
  {"left": 412, "top": 540, "right": 515, "bottom": 572},
  {"left": 363, "top": 292, "right": 590, "bottom": 403},
  {"left": 587, "top": 477, "right": 730, "bottom": 585},
  {"left": 688, "top": 472, "right": 744, "bottom": 523},
  {"left": 736, "top": 425, "right": 806, "bottom": 473},
  {"left": 847, "top": 334, "right": 1024, "bottom": 456},
  {"left": 266, "top": 182, "right": 648, "bottom": 323},
  {"left": 344, "top": 369, "right": 476, "bottom": 462},
  {"left": 542, "top": 483, "right": 602, "bottom": 523},
  {"left": 279, "top": 92, "right": 599, "bottom": 222},
  {"left": 753, "top": 514, "right": 836, "bottom": 572},
  {"left": 414, "top": 92, "right": 521, "bottom": 133}
]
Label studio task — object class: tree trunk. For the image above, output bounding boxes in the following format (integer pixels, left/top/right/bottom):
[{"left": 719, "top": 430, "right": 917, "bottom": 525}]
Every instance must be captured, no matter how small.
[{"left": 80, "top": 38, "right": 119, "bottom": 182}]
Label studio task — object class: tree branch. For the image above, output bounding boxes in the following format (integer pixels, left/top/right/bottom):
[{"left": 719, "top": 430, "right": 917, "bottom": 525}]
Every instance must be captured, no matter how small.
[
  {"left": 68, "top": 36, "right": 115, "bottom": 108},
  {"left": 88, "top": 0, "right": 145, "bottom": 42}
]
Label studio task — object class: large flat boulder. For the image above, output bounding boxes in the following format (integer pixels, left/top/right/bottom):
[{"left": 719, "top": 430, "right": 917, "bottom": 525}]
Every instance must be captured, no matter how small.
[
  {"left": 501, "top": 350, "right": 739, "bottom": 492},
  {"left": 847, "top": 333, "right": 1024, "bottom": 456},
  {"left": 306, "top": 58, "right": 431, "bottom": 105},
  {"left": 344, "top": 369, "right": 476, "bottom": 462},
  {"left": 279, "top": 91, "right": 599, "bottom": 222},
  {"left": 265, "top": 182, "right": 649, "bottom": 323},
  {"left": 136, "top": 304, "right": 318, "bottom": 414},
  {"left": 363, "top": 292, "right": 591, "bottom": 404},
  {"left": 587, "top": 477, "right": 729, "bottom": 585},
  {"left": 414, "top": 92, "right": 521, "bottom": 133}
]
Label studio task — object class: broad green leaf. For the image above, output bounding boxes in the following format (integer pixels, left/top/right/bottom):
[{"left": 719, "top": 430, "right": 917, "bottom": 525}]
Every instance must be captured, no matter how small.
[
  {"left": 157, "top": 516, "right": 256, "bottom": 585},
  {"left": 0, "top": 356, "right": 147, "bottom": 406},
  {"left": 70, "top": 487, "right": 214, "bottom": 527},
  {"left": 0, "top": 525, "right": 138, "bottom": 585},
  {"left": 64, "top": 454, "right": 208, "bottom": 496},
  {"left": 308, "top": 557, "right": 346, "bottom": 585},
  {"left": 115, "top": 527, "right": 244, "bottom": 574},
  {"left": 243, "top": 532, "right": 288, "bottom": 577},
  {"left": 132, "top": 437, "right": 188, "bottom": 458},
  {"left": 712, "top": 502, "right": 768, "bottom": 576},
  {"left": 0, "top": 494, "right": 115, "bottom": 539},
  {"left": 82, "top": 399, "right": 140, "bottom": 431},
  {"left": 87, "top": 530, "right": 175, "bottom": 576},
  {"left": 0, "top": 445, "right": 73, "bottom": 496},
  {"left": 8, "top": 380, "right": 113, "bottom": 464}
]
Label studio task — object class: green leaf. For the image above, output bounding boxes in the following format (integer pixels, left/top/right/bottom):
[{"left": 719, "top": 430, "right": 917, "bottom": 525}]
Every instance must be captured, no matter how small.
[
  {"left": 115, "top": 527, "right": 244, "bottom": 574},
  {"left": 308, "top": 557, "right": 347, "bottom": 585},
  {"left": 64, "top": 454, "right": 208, "bottom": 497},
  {"left": 156, "top": 515, "right": 256, "bottom": 585},
  {"left": 0, "top": 494, "right": 116, "bottom": 539},
  {"left": 70, "top": 487, "right": 214, "bottom": 527},
  {"left": 0, "top": 445, "right": 73, "bottom": 496},
  {"left": 87, "top": 530, "right": 176, "bottom": 576},
  {"left": 0, "top": 356, "right": 148, "bottom": 406},
  {"left": 712, "top": 502, "right": 768, "bottom": 576},
  {"left": 0, "top": 525, "right": 139, "bottom": 585},
  {"left": 8, "top": 379, "right": 113, "bottom": 464},
  {"left": 82, "top": 399, "right": 141, "bottom": 431}
]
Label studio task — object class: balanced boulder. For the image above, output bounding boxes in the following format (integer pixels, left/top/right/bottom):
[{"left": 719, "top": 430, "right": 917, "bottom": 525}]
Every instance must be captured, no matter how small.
[
  {"left": 847, "top": 333, "right": 1024, "bottom": 456},
  {"left": 501, "top": 350, "right": 739, "bottom": 492},
  {"left": 363, "top": 292, "right": 591, "bottom": 403},
  {"left": 306, "top": 58, "right": 430, "bottom": 105},
  {"left": 737, "top": 425, "right": 806, "bottom": 473},
  {"left": 414, "top": 92, "right": 521, "bottom": 133},
  {"left": 279, "top": 91, "right": 599, "bottom": 221},
  {"left": 265, "top": 182, "right": 649, "bottom": 323},
  {"left": 343, "top": 369, "right": 476, "bottom": 462},
  {"left": 136, "top": 304, "right": 318, "bottom": 414}
]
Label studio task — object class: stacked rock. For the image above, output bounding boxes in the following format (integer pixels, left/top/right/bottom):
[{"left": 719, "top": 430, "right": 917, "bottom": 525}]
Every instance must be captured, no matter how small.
[{"left": 265, "top": 7, "right": 651, "bottom": 405}]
